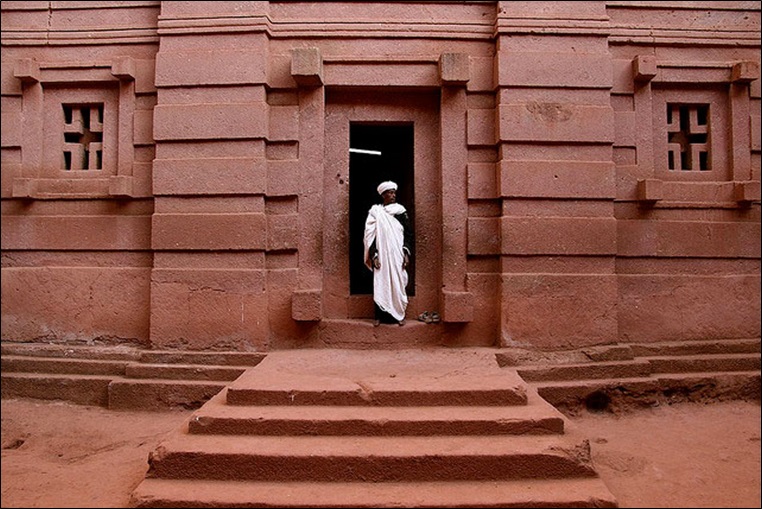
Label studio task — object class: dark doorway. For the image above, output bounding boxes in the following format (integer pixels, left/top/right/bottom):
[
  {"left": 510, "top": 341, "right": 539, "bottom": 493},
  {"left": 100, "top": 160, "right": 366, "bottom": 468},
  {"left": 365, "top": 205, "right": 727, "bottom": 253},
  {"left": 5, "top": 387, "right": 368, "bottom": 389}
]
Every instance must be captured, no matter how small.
[{"left": 349, "top": 123, "right": 415, "bottom": 295}]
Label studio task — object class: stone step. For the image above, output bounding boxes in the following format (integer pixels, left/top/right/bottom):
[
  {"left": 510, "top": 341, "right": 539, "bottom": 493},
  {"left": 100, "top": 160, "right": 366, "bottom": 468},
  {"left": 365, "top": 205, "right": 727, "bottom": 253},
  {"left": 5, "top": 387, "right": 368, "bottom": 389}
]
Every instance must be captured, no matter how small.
[
  {"left": 125, "top": 362, "right": 248, "bottom": 382},
  {"left": 644, "top": 353, "right": 761, "bottom": 374},
  {"left": 108, "top": 378, "right": 228, "bottom": 411},
  {"left": 629, "top": 338, "right": 760, "bottom": 357},
  {"left": 138, "top": 351, "right": 266, "bottom": 367},
  {"left": 0, "top": 342, "right": 258, "bottom": 410},
  {"left": 130, "top": 349, "right": 617, "bottom": 507},
  {"left": 188, "top": 389, "right": 565, "bottom": 436},
  {"left": 517, "top": 359, "right": 652, "bottom": 382},
  {"left": 226, "top": 370, "right": 527, "bottom": 407},
  {"left": 2, "top": 355, "right": 129, "bottom": 376},
  {"left": 0, "top": 342, "right": 142, "bottom": 361},
  {"left": 146, "top": 433, "right": 597, "bottom": 482},
  {"left": 1, "top": 372, "right": 113, "bottom": 406},
  {"left": 130, "top": 477, "right": 617, "bottom": 508},
  {"left": 533, "top": 371, "right": 761, "bottom": 413},
  {"left": 226, "top": 348, "right": 527, "bottom": 407},
  {"left": 315, "top": 319, "right": 443, "bottom": 349},
  {"left": 495, "top": 344, "right": 635, "bottom": 367}
]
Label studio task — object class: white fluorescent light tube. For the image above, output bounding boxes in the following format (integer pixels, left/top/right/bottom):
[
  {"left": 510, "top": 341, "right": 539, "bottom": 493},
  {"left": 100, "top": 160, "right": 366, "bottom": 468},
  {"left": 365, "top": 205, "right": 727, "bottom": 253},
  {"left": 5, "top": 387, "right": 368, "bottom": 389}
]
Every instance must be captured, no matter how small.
[{"left": 349, "top": 148, "right": 382, "bottom": 155}]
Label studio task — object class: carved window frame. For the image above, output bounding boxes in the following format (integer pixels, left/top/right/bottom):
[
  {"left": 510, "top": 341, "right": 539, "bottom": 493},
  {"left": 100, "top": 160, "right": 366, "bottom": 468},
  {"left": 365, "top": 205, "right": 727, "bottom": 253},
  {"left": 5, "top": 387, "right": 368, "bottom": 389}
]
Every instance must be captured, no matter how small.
[
  {"left": 632, "top": 56, "right": 760, "bottom": 204},
  {"left": 12, "top": 58, "right": 137, "bottom": 199},
  {"left": 652, "top": 86, "right": 728, "bottom": 182}
]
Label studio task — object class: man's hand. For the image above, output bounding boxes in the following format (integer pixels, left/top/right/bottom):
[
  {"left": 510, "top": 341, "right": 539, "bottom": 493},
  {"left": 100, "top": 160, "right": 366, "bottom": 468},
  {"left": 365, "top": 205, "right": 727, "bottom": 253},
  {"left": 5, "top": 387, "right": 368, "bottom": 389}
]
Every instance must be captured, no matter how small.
[
  {"left": 403, "top": 252, "right": 409, "bottom": 270},
  {"left": 373, "top": 256, "right": 381, "bottom": 269}
]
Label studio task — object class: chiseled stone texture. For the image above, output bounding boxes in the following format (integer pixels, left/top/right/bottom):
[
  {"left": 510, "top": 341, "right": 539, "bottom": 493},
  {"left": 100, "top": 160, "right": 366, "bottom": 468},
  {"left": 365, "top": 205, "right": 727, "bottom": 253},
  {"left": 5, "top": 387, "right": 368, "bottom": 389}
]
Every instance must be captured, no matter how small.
[{"left": 0, "top": 1, "right": 759, "bottom": 351}]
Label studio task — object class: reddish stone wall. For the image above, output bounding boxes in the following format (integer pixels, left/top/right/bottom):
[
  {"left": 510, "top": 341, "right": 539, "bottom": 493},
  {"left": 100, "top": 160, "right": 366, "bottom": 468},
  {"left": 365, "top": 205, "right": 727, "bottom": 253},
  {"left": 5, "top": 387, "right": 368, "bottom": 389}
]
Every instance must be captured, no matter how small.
[
  {"left": 1, "top": 0, "right": 160, "bottom": 346},
  {"left": 1, "top": 1, "right": 759, "bottom": 351}
]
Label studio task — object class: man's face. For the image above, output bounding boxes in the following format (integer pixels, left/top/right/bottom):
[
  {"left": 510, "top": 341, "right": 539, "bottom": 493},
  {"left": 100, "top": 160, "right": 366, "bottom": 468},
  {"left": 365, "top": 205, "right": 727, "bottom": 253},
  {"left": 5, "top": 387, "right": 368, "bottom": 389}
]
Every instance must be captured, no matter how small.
[{"left": 382, "top": 189, "right": 397, "bottom": 204}]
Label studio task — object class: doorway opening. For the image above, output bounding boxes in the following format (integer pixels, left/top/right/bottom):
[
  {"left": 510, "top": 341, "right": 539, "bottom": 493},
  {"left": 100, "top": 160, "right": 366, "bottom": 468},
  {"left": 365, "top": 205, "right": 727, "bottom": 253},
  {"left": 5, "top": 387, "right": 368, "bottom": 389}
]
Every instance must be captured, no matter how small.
[{"left": 349, "top": 123, "right": 415, "bottom": 296}]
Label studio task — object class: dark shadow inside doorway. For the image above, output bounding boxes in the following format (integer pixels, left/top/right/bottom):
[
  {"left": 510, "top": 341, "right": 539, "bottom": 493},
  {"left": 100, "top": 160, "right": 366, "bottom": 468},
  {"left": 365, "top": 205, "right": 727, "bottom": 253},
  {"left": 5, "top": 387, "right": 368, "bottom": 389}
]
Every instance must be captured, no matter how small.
[{"left": 349, "top": 123, "right": 415, "bottom": 296}]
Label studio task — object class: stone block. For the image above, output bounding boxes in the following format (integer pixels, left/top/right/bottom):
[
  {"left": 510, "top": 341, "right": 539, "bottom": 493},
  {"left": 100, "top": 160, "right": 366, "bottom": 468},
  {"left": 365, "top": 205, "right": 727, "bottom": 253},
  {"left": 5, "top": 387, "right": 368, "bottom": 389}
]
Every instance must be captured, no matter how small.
[
  {"left": 13, "top": 58, "right": 39, "bottom": 83},
  {"left": 439, "top": 52, "right": 469, "bottom": 85},
  {"left": 617, "top": 220, "right": 761, "bottom": 258},
  {"left": 2, "top": 215, "right": 151, "bottom": 250},
  {"left": 614, "top": 110, "right": 637, "bottom": 147},
  {"left": 111, "top": 57, "right": 135, "bottom": 81},
  {"left": 133, "top": 109, "right": 154, "bottom": 146},
  {"left": 11, "top": 179, "right": 34, "bottom": 199},
  {"left": 109, "top": 176, "right": 134, "bottom": 197},
  {"left": 618, "top": 274, "right": 761, "bottom": 342},
  {"left": 502, "top": 217, "right": 617, "bottom": 256},
  {"left": 632, "top": 55, "right": 657, "bottom": 82},
  {"left": 734, "top": 180, "right": 761, "bottom": 203},
  {"left": 499, "top": 103, "right": 614, "bottom": 143},
  {"left": 156, "top": 50, "right": 266, "bottom": 87},
  {"left": 731, "top": 61, "right": 760, "bottom": 83},
  {"left": 326, "top": 61, "right": 437, "bottom": 88},
  {"left": 269, "top": 105, "right": 299, "bottom": 142},
  {"left": 291, "top": 47, "right": 323, "bottom": 87},
  {"left": 153, "top": 102, "right": 267, "bottom": 141},
  {"left": 498, "top": 52, "right": 611, "bottom": 88},
  {"left": 292, "top": 289, "right": 322, "bottom": 321},
  {"left": 151, "top": 213, "right": 267, "bottom": 250},
  {"left": 267, "top": 214, "right": 299, "bottom": 251},
  {"left": 751, "top": 114, "right": 761, "bottom": 151},
  {"left": 1, "top": 102, "right": 22, "bottom": 148},
  {"left": 467, "top": 218, "right": 500, "bottom": 256},
  {"left": 501, "top": 274, "right": 618, "bottom": 350},
  {"left": 467, "top": 109, "right": 495, "bottom": 146},
  {"left": 152, "top": 158, "right": 266, "bottom": 196},
  {"left": 467, "top": 56, "right": 493, "bottom": 91},
  {"left": 636, "top": 178, "right": 663, "bottom": 202},
  {"left": 442, "top": 291, "right": 473, "bottom": 323},
  {"left": 467, "top": 162, "right": 497, "bottom": 199},
  {"left": 500, "top": 161, "right": 615, "bottom": 199},
  {"left": 267, "top": 160, "right": 299, "bottom": 196}
]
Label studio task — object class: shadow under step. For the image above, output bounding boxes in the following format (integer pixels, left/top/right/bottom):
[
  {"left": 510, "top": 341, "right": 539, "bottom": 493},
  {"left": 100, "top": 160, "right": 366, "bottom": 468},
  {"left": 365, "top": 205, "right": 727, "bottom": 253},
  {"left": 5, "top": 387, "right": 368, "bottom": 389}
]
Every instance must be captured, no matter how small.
[
  {"left": 534, "top": 371, "right": 761, "bottom": 413},
  {"left": 131, "top": 477, "right": 617, "bottom": 508}
]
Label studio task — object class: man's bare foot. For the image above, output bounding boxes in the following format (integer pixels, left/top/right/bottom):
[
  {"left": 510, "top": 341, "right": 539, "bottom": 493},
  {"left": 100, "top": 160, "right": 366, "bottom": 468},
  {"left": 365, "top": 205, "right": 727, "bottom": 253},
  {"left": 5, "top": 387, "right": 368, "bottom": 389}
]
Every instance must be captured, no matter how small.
[
  {"left": 373, "top": 320, "right": 380, "bottom": 327},
  {"left": 398, "top": 319, "right": 406, "bottom": 326}
]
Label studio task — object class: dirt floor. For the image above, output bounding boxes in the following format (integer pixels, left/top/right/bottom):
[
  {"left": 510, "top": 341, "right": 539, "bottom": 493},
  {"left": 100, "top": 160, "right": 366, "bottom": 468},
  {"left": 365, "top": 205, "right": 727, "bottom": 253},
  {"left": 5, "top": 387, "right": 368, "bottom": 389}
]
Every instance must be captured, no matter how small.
[{"left": 1, "top": 397, "right": 760, "bottom": 508}]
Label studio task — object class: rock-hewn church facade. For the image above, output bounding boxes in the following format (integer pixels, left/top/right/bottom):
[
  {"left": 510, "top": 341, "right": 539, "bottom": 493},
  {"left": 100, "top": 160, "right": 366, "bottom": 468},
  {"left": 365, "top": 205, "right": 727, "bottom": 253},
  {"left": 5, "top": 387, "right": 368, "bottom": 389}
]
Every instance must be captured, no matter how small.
[{"left": 2, "top": 1, "right": 759, "bottom": 352}]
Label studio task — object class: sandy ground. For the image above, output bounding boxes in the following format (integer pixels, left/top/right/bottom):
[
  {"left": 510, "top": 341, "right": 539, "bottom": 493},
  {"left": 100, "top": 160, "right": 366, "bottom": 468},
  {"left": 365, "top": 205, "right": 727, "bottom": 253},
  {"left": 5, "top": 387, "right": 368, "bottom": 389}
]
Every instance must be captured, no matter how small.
[{"left": 1, "top": 397, "right": 760, "bottom": 508}]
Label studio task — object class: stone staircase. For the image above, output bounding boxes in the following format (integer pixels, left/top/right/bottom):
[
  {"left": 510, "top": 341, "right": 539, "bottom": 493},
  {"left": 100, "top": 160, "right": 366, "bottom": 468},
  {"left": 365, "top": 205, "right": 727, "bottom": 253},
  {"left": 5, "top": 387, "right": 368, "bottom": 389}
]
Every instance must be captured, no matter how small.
[
  {"left": 129, "top": 349, "right": 618, "bottom": 507},
  {"left": 496, "top": 337, "right": 761, "bottom": 415},
  {"left": 4, "top": 338, "right": 759, "bottom": 507},
  {"left": 0, "top": 342, "right": 265, "bottom": 410}
]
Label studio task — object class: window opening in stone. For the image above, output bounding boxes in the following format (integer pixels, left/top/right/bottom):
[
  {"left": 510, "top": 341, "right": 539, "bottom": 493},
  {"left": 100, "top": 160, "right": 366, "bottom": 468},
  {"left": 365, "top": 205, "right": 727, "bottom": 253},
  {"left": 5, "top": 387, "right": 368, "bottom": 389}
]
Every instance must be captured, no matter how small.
[
  {"left": 349, "top": 123, "right": 415, "bottom": 296},
  {"left": 666, "top": 104, "right": 710, "bottom": 171},
  {"left": 62, "top": 104, "right": 104, "bottom": 170}
]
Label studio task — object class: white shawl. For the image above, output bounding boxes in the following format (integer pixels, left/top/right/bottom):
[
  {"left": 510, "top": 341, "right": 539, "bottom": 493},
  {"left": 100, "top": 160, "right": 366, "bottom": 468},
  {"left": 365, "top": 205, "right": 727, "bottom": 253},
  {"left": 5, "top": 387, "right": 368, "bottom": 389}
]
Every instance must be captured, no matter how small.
[{"left": 363, "top": 203, "right": 408, "bottom": 321}]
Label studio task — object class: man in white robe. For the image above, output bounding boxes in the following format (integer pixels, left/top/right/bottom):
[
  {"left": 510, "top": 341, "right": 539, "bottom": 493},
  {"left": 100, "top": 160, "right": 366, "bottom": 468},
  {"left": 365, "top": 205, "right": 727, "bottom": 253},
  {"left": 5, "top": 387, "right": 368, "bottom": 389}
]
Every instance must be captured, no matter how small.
[{"left": 364, "top": 181, "right": 412, "bottom": 326}]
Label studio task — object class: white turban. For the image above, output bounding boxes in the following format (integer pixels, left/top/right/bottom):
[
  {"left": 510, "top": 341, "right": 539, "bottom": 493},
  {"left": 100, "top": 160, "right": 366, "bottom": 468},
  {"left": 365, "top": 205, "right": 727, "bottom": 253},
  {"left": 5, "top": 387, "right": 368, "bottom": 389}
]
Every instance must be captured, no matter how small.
[{"left": 377, "top": 181, "right": 398, "bottom": 195}]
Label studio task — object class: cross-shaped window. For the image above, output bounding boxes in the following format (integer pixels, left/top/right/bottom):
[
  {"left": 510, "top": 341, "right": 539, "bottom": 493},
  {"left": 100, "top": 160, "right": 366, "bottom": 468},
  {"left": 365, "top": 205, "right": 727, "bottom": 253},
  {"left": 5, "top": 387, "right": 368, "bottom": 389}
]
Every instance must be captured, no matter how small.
[
  {"left": 62, "top": 104, "right": 104, "bottom": 170},
  {"left": 666, "top": 104, "right": 710, "bottom": 171}
]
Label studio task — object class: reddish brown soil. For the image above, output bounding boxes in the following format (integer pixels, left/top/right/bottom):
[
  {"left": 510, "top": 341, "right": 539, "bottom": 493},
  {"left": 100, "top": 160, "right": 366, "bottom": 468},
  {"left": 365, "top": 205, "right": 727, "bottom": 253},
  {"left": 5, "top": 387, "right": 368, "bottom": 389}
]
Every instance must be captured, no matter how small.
[{"left": 1, "top": 398, "right": 760, "bottom": 508}]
